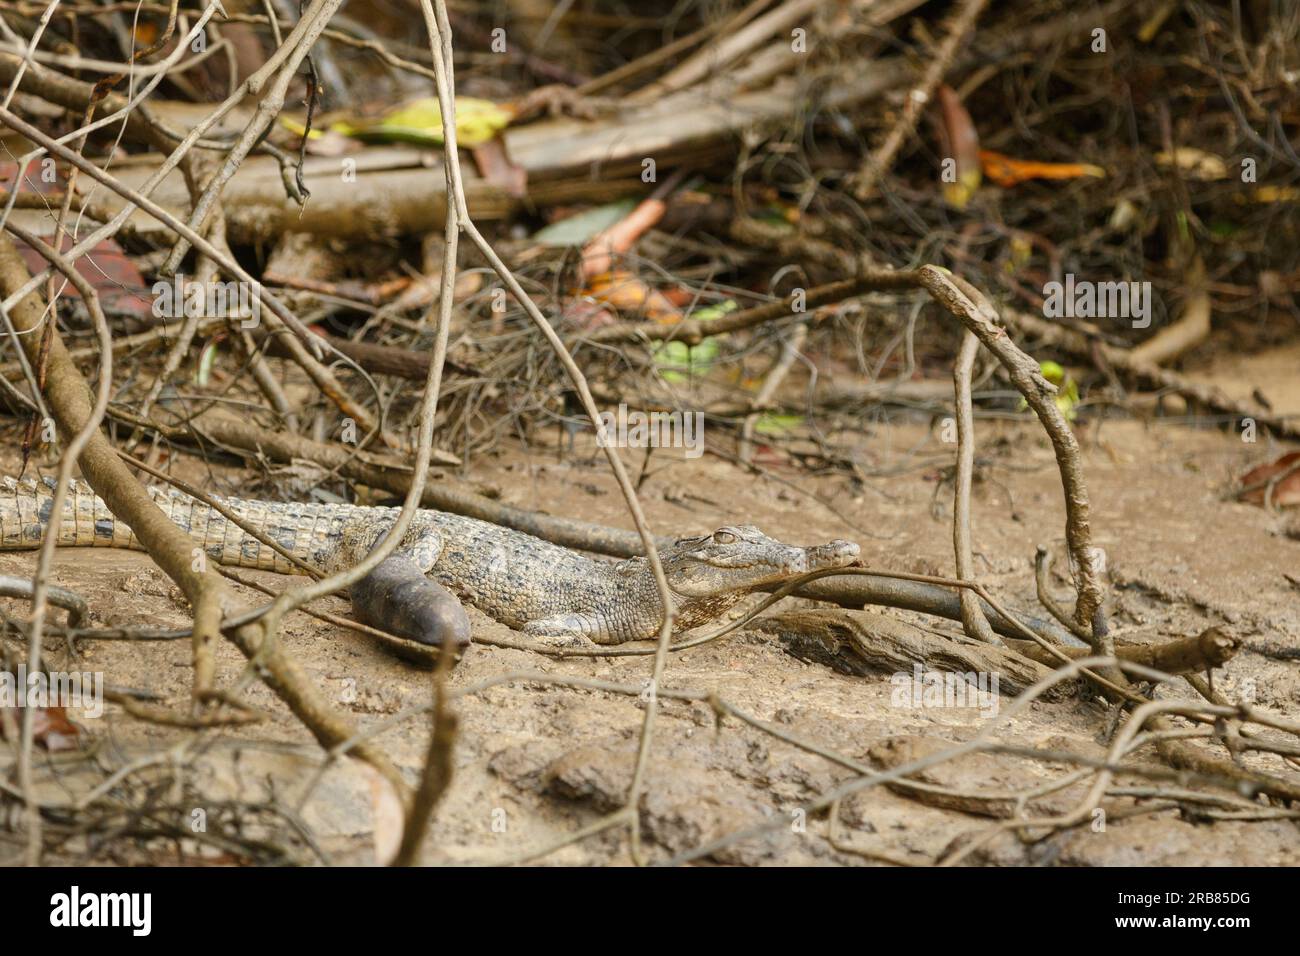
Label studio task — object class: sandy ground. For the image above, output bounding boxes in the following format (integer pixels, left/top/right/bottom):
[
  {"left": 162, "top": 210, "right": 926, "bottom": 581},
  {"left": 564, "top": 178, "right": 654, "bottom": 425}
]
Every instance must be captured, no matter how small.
[{"left": 2, "top": 352, "right": 1299, "bottom": 866}]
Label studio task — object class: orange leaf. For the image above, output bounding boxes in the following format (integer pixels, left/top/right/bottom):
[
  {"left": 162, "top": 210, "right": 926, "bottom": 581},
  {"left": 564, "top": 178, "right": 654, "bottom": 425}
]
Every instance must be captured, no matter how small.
[
  {"left": 580, "top": 270, "right": 681, "bottom": 323},
  {"left": 580, "top": 197, "right": 668, "bottom": 280},
  {"left": 979, "top": 150, "right": 1106, "bottom": 188},
  {"left": 1238, "top": 451, "right": 1300, "bottom": 508}
]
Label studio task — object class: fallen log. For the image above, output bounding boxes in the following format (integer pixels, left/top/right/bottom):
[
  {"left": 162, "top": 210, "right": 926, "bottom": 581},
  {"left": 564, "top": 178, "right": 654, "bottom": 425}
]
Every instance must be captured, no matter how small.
[{"left": 1, "top": 2, "right": 1127, "bottom": 244}]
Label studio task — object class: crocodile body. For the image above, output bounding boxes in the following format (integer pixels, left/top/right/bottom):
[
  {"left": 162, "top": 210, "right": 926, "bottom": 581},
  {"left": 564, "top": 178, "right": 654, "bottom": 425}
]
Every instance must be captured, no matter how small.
[{"left": 0, "top": 476, "right": 859, "bottom": 645}]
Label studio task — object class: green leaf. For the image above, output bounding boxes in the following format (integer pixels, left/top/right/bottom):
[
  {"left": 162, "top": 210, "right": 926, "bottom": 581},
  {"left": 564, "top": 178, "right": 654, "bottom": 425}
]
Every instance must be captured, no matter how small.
[
  {"left": 655, "top": 338, "right": 720, "bottom": 383},
  {"left": 652, "top": 300, "right": 737, "bottom": 382},
  {"left": 689, "top": 299, "right": 738, "bottom": 323},
  {"left": 1020, "top": 360, "right": 1080, "bottom": 421},
  {"left": 753, "top": 413, "right": 804, "bottom": 436},
  {"left": 194, "top": 340, "right": 220, "bottom": 387},
  {"left": 533, "top": 200, "right": 638, "bottom": 246}
]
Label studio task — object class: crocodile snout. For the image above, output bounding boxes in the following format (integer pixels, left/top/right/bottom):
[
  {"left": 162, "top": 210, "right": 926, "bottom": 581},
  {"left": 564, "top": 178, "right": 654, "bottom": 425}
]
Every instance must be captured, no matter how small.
[
  {"left": 776, "top": 540, "right": 860, "bottom": 574},
  {"left": 801, "top": 539, "right": 860, "bottom": 572}
]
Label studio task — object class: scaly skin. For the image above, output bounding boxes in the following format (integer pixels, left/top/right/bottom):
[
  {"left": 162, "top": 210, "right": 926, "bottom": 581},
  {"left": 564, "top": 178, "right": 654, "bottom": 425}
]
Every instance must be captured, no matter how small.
[{"left": 0, "top": 476, "right": 860, "bottom": 644}]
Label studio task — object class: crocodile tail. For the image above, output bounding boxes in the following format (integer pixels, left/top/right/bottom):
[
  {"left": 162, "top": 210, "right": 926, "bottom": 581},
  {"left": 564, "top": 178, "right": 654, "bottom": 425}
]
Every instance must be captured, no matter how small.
[
  {"left": 0, "top": 475, "right": 141, "bottom": 551},
  {"left": 141, "top": 483, "right": 334, "bottom": 573},
  {"left": 0, "top": 475, "right": 321, "bottom": 574}
]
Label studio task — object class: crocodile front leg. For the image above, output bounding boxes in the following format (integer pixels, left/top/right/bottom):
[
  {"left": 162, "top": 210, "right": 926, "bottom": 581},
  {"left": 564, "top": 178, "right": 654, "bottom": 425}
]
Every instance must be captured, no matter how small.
[
  {"left": 521, "top": 601, "right": 663, "bottom": 646},
  {"left": 521, "top": 612, "right": 605, "bottom": 646}
]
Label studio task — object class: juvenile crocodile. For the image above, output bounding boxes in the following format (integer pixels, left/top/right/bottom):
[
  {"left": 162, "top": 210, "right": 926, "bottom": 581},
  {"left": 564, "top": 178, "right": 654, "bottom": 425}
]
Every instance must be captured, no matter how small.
[{"left": 0, "top": 476, "right": 859, "bottom": 648}]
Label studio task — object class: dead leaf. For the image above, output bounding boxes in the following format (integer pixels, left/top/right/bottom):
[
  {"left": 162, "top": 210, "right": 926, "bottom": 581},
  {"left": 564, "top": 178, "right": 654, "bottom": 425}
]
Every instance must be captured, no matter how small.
[
  {"left": 365, "top": 763, "right": 406, "bottom": 865},
  {"left": 934, "top": 85, "right": 981, "bottom": 209},
  {"left": 471, "top": 137, "right": 527, "bottom": 198},
  {"left": 1155, "top": 147, "right": 1228, "bottom": 181},
  {"left": 560, "top": 298, "right": 617, "bottom": 330}
]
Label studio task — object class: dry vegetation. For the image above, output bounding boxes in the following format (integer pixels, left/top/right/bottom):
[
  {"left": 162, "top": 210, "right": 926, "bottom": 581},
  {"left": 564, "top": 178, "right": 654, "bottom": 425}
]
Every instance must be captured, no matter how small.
[{"left": 0, "top": 0, "right": 1297, "bottom": 866}]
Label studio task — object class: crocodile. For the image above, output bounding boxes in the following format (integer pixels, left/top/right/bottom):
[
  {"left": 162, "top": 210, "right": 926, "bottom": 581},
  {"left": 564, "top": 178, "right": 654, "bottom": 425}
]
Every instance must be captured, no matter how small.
[{"left": 0, "top": 476, "right": 860, "bottom": 649}]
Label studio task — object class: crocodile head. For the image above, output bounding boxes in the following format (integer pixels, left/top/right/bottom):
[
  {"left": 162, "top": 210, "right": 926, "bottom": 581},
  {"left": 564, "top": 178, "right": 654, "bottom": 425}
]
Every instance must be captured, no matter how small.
[{"left": 658, "top": 526, "right": 860, "bottom": 629}]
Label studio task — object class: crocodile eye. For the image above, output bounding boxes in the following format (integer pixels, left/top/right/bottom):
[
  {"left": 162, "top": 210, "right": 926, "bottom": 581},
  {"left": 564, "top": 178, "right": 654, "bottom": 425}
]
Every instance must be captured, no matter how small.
[{"left": 712, "top": 530, "right": 737, "bottom": 544}]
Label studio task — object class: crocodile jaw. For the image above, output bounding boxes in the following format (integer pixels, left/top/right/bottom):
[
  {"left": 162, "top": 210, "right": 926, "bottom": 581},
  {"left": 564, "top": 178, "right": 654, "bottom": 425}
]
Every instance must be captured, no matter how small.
[
  {"left": 783, "top": 539, "right": 861, "bottom": 576},
  {"left": 660, "top": 527, "right": 859, "bottom": 630}
]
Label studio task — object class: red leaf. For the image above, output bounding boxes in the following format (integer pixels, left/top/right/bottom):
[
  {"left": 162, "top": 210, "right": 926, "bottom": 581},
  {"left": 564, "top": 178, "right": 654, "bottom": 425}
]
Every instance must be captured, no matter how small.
[
  {"left": 471, "top": 137, "right": 527, "bottom": 199},
  {"left": 0, "top": 703, "right": 83, "bottom": 752},
  {"left": 2, "top": 161, "right": 153, "bottom": 322}
]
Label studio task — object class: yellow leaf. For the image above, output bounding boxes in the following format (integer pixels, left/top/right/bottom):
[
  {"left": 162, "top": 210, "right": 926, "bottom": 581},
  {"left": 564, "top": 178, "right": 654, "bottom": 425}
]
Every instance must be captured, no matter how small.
[
  {"left": 942, "top": 169, "right": 983, "bottom": 210},
  {"left": 1246, "top": 186, "right": 1300, "bottom": 203},
  {"left": 284, "top": 97, "right": 516, "bottom": 148}
]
